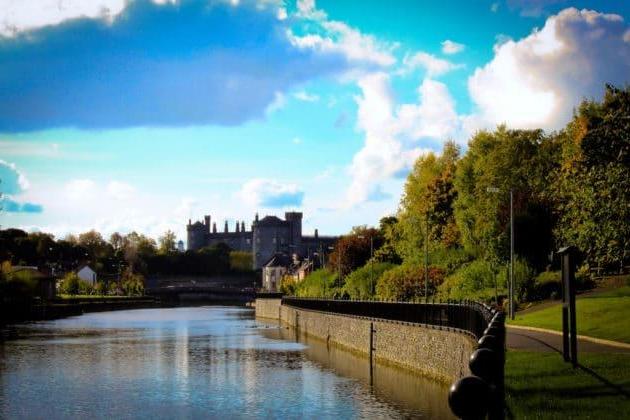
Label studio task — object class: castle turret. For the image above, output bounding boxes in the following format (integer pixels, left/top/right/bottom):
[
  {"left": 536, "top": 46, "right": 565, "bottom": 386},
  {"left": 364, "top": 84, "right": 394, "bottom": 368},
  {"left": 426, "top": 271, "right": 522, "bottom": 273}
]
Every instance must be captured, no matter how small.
[
  {"left": 212, "top": 222, "right": 217, "bottom": 233},
  {"left": 224, "top": 221, "right": 228, "bottom": 233},
  {"left": 285, "top": 212, "right": 303, "bottom": 249},
  {"left": 314, "top": 228, "right": 318, "bottom": 239},
  {"left": 236, "top": 221, "right": 240, "bottom": 233},
  {"left": 204, "top": 215, "right": 211, "bottom": 233},
  {"left": 241, "top": 221, "right": 245, "bottom": 232}
]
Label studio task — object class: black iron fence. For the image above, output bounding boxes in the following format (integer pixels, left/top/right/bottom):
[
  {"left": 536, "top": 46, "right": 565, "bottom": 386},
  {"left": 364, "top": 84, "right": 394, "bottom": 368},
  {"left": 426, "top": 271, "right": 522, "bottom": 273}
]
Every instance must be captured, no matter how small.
[{"left": 281, "top": 297, "right": 495, "bottom": 339}]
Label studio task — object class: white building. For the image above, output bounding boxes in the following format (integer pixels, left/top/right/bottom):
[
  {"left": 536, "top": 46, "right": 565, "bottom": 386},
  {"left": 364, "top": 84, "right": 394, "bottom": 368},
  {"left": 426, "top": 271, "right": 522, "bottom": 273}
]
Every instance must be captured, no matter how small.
[
  {"left": 77, "top": 265, "right": 97, "bottom": 286},
  {"left": 262, "top": 254, "right": 293, "bottom": 292}
]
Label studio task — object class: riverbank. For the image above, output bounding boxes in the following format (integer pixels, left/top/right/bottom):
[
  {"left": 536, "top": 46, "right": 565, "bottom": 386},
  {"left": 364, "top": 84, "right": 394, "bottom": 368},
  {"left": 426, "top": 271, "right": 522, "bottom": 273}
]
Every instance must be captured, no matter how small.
[{"left": 1, "top": 296, "right": 160, "bottom": 325}]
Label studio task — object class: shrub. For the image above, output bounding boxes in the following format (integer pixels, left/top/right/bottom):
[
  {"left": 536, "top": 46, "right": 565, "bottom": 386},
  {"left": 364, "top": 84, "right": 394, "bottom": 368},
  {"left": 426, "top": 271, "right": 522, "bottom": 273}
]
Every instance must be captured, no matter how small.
[
  {"left": 59, "top": 273, "right": 81, "bottom": 295},
  {"left": 230, "top": 251, "right": 253, "bottom": 272},
  {"left": 498, "top": 257, "right": 536, "bottom": 302},
  {"left": 78, "top": 279, "right": 94, "bottom": 295},
  {"left": 122, "top": 272, "right": 145, "bottom": 296},
  {"left": 343, "top": 262, "right": 396, "bottom": 300},
  {"left": 430, "top": 247, "right": 474, "bottom": 275},
  {"left": 439, "top": 259, "right": 497, "bottom": 300},
  {"left": 295, "top": 269, "right": 338, "bottom": 298},
  {"left": 376, "top": 263, "right": 445, "bottom": 301},
  {"left": 532, "top": 271, "right": 561, "bottom": 301},
  {"left": 280, "top": 275, "right": 297, "bottom": 295},
  {"left": 94, "top": 281, "right": 108, "bottom": 296}
]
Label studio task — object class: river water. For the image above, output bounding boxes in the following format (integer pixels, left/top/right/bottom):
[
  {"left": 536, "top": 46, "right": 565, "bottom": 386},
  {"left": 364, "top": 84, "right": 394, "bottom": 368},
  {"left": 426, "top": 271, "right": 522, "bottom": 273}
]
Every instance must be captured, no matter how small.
[{"left": 0, "top": 306, "right": 452, "bottom": 419}]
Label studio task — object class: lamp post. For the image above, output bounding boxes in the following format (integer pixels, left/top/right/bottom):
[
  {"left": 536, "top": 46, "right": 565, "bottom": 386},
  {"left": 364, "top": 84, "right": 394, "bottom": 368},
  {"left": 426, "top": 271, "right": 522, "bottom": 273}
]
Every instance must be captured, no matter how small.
[
  {"left": 424, "top": 213, "right": 429, "bottom": 301},
  {"left": 487, "top": 186, "right": 515, "bottom": 320}
]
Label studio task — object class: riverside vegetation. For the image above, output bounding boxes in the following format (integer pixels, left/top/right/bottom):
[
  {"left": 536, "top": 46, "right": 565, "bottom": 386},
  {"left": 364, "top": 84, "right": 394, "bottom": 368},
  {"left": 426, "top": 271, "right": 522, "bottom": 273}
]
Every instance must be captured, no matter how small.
[{"left": 283, "top": 85, "right": 630, "bottom": 311}]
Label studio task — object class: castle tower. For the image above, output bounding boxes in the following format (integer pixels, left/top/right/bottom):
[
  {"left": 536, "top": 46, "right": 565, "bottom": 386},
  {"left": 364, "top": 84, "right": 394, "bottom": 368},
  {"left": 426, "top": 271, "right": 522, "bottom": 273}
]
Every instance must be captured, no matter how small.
[
  {"left": 204, "top": 215, "right": 211, "bottom": 233},
  {"left": 284, "top": 212, "right": 303, "bottom": 249}
]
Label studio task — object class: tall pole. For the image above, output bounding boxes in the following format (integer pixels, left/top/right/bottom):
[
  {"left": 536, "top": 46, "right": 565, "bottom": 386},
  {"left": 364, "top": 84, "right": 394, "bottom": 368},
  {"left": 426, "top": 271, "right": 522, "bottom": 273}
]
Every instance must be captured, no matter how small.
[
  {"left": 510, "top": 189, "right": 514, "bottom": 320},
  {"left": 425, "top": 213, "right": 429, "bottom": 300}
]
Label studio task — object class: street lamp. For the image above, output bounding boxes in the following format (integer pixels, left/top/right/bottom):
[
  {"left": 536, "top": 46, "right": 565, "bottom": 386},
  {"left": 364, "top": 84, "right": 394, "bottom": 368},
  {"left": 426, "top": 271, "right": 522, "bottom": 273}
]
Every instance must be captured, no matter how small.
[{"left": 487, "top": 186, "right": 515, "bottom": 319}]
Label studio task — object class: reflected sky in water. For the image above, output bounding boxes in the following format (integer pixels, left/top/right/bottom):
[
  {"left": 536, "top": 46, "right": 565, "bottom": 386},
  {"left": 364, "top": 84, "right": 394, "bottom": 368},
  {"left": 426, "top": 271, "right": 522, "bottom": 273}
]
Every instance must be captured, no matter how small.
[{"left": 0, "top": 307, "right": 452, "bottom": 419}]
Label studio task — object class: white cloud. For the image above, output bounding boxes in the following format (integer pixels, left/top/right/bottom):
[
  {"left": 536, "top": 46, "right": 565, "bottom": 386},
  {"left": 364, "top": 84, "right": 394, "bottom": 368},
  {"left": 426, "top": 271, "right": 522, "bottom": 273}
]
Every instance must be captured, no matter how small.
[
  {"left": 288, "top": 1, "right": 397, "bottom": 71},
  {"left": 491, "top": 2, "right": 499, "bottom": 13},
  {"left": 0, "top": 0, "right": 128, "bottom": 36},
  {"left": 441, "top": 40, "right": 465, "bottom": 54},
  {"left": 64, "top": 179, "right": 96, "bottom": 200},
  {"left": 468, "top": 7, "right": 630, "bottom": 130},
  {"left": 265, "top": 91, "right": 287, "bottom": 115},
  {"left": 238, "top": 179, "right": 304, "bottom": 208},
  {"left": 293, "top": 90, "right": 320, "bottom": 102},
  {"left": 292, "top": 137, "right": 303, "bottom": 145},
  {"left": 346, "top": 72, "right": 452, "bottom": 207},
  {"left": 0, "top": 159, "right": 30, "bottom": 193},
  {"left": 106, "top": 181, "right": 135, "bottom": 200},
  {"left": 400, "top": 51, "right": 462, "bottom": 77}
]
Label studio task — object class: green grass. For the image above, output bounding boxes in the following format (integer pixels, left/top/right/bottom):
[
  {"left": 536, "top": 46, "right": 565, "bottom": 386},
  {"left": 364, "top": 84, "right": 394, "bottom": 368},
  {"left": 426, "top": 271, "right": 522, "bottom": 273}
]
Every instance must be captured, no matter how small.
[
  {"left": 509, "top": 287, "right": 630, "bottom": 343},
  {"left": 505, "top": 350, "right": 630, "bottom": 419}
]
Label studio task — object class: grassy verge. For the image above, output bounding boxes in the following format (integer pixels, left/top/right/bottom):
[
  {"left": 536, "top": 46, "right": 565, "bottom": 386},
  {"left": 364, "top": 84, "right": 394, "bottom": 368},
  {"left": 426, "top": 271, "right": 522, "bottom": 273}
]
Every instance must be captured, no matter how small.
[
  {"left": 509, "top": 287, "right": 630, "bottom": 343},
  {"left": 56, "top": 294, "right": 149, "bottom": 300},
  {"left": 506, "top": 350, "right": 630, "bottom": 419}
]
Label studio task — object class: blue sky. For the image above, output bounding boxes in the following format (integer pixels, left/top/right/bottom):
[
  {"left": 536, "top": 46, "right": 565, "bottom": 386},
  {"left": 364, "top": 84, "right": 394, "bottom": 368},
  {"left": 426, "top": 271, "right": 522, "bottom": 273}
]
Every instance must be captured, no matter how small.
[{"left": 1, "top": 0, "right": 629, "bottom": 243}]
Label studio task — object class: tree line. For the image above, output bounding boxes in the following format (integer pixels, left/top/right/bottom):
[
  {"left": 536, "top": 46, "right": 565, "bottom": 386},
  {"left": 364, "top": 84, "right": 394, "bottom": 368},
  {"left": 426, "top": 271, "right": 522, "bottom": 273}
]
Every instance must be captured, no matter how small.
[{"left": 0, "top": 228, "right": 253, "bottom": 298}]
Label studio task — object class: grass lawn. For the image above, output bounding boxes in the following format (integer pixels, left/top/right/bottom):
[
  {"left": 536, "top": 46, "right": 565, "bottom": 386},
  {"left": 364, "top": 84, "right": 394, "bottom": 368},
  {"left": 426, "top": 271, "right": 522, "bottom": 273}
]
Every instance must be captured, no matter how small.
[
  {"left": 506, "top": 350, "right": 630, "bottom": 419},
  {"left": 57, "top": 294, "right": 144, "bottom": 300},
  {"left": 509, "top": 287, "right": 630, "bottom": 343}
]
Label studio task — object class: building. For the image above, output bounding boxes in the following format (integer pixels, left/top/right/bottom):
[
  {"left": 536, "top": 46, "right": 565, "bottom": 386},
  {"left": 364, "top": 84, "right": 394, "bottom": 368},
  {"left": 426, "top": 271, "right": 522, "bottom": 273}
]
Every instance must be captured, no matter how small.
[
  {"left": 187, "top": 212, "right": 337, "bottom": 269},
  {"left": 262, "top": 253, "right": 293, "bottom": 292},
  {"left": 77, "top": 265, "right": 97, "bottom": 286},
  {"left": 177, "top": 240, "right": 185, "bottom": 253}
]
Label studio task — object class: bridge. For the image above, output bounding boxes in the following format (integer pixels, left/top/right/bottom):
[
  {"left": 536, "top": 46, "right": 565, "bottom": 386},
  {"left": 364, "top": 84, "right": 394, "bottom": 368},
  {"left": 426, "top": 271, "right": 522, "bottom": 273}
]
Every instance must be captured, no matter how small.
[{"left": 145, "top": 282, "right": 255, "bottom": 303}]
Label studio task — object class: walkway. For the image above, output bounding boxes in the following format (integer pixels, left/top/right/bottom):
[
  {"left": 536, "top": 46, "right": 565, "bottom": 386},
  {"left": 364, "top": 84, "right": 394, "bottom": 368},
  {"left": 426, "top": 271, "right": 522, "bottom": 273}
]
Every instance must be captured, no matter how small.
[{"left": 506, "top": 325, "right": 630, "bottom": 354}]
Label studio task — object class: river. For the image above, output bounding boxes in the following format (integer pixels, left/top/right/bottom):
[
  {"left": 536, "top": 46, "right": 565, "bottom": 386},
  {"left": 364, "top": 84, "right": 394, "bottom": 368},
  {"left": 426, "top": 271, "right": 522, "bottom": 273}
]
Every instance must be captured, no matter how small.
[{"left": 0, "top": 306, "right": 453, "bottom": 419}]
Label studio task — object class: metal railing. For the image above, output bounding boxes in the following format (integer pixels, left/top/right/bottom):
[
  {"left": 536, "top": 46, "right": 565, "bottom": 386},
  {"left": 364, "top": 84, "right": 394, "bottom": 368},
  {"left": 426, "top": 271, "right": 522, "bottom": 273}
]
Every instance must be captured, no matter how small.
[{"left": 281, "top": 297, "right": 495, "bottom": 339}]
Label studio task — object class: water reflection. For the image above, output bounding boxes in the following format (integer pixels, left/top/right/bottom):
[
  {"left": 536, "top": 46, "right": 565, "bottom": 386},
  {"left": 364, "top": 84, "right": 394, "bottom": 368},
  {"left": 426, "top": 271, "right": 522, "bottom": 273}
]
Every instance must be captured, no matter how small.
[{"left": 0, "top": 307, "right": 452, "bottom": 419}]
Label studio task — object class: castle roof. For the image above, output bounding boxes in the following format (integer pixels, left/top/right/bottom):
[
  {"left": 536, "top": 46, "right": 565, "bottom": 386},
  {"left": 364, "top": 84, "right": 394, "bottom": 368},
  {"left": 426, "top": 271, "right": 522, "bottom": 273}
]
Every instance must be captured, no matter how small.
[{"left": 257, "top": 215, "right": 287, "bottom": 227}]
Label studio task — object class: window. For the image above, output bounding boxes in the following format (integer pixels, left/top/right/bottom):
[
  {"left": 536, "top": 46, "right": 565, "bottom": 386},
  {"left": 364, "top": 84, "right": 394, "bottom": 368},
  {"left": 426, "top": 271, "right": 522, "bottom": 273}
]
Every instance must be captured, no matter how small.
[{"left": 272, "top": 238, "right": 276, "bottom": 244}]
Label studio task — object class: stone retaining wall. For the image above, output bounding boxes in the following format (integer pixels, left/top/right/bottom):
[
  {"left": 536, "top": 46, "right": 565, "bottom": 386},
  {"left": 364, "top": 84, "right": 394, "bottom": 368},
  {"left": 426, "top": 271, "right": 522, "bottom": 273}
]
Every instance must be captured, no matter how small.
[{"left": 255, "top": 298, "right": 476, "bottom": 383}]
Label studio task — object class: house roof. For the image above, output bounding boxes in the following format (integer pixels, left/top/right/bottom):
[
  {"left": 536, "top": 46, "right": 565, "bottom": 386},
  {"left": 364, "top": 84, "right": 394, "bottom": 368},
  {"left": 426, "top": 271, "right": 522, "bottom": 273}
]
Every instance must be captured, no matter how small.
[
  {"left": 263, "top": 253, "right": 293, "bottom": 268},
  {"left": 76, "top": 264, "right": 95, "bottom": 273}
]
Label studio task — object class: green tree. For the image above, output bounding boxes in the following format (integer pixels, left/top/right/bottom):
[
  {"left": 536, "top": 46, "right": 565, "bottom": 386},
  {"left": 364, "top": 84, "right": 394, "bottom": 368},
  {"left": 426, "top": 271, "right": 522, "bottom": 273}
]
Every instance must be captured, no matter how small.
[
  {"left": 342, "top": 262, "right": 395, "bottom": 299},
  {"left": 158, "top": 230, "right": 177, "bottom": 255},
  {"left": 552, "top": 85, "right": 630, "bottom": 270}
]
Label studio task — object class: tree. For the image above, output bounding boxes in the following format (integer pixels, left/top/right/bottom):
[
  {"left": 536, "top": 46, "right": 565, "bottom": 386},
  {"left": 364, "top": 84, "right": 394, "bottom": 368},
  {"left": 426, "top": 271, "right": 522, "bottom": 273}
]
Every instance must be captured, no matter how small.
[
  {"left": 396, "top": 141, "right": 461, "bottom": 262},
  {"left": 327, "top": 226, "right": 382, "bottom": 279},
  {"left": 158, "top": 230, "right": 177, "bottom": 255},
  {"left": 453, "top": 127, "right": 558, "bottom": 270},
  {"left": 552, "top": 85, "right": 630, "bottom": 270}
]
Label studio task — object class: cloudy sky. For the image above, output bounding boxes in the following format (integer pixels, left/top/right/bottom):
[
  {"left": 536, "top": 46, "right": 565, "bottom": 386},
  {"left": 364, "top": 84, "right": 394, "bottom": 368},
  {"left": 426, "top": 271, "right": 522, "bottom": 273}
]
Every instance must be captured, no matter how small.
[{"left": 1, "top": 0, "right": 629, "bottom": 243}]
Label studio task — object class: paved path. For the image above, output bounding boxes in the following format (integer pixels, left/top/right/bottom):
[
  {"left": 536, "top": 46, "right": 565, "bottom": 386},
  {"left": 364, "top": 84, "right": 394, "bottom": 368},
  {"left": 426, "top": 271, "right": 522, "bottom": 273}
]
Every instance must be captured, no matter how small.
[{"left": 506, "top": 325, "right": 630, "bottom": 354}]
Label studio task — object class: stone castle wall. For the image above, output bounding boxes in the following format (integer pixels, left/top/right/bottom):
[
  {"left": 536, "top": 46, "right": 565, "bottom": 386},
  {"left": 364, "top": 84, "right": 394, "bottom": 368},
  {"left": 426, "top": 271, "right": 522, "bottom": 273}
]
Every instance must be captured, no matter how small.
[{"left": 255, "top": 298, "right": 475, "bottom": 384}]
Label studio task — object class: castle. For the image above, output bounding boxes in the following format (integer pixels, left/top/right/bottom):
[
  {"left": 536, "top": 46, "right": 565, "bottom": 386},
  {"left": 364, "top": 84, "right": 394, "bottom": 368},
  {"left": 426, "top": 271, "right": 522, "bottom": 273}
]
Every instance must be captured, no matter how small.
[{"left": 186, "top": 212, "right": 337, "bottom": 269}]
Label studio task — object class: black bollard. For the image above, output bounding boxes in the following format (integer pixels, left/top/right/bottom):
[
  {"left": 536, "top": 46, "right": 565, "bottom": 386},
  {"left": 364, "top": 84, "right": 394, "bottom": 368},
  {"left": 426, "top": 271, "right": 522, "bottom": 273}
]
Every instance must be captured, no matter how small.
[
  {"left": 478, "top": 334, "right": 502, "bottom": 352},
  {"left": 469, "top": 348, "right": 501, "bottom": 383},
  {"left": 448, "top": 375, "right": 492, "bottom": 419}
]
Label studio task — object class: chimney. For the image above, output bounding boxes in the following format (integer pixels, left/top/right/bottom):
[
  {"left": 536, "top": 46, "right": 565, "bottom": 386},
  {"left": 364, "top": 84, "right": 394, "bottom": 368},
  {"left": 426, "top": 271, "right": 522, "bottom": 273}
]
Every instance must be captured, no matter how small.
[
  {"left": 314, "top": 228, "right": 319, "bottom": 239},
  {"left": 188, "top": 219, "right": 191, "bottom": 225},
  {"left": 212, "top": 222, "right": 217, "bottom": 233},
  {"left": 224, "top": 221, "right": 228, "bottom": 233},
  {"left": 236, "top": 221, "right": 240, "bottom": 233},
  {"left": 241, "top": 221, "right": 245, "bottom": 232},
  {"left": 204, "top": 215, "right": 211, "bottom": 233}
]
